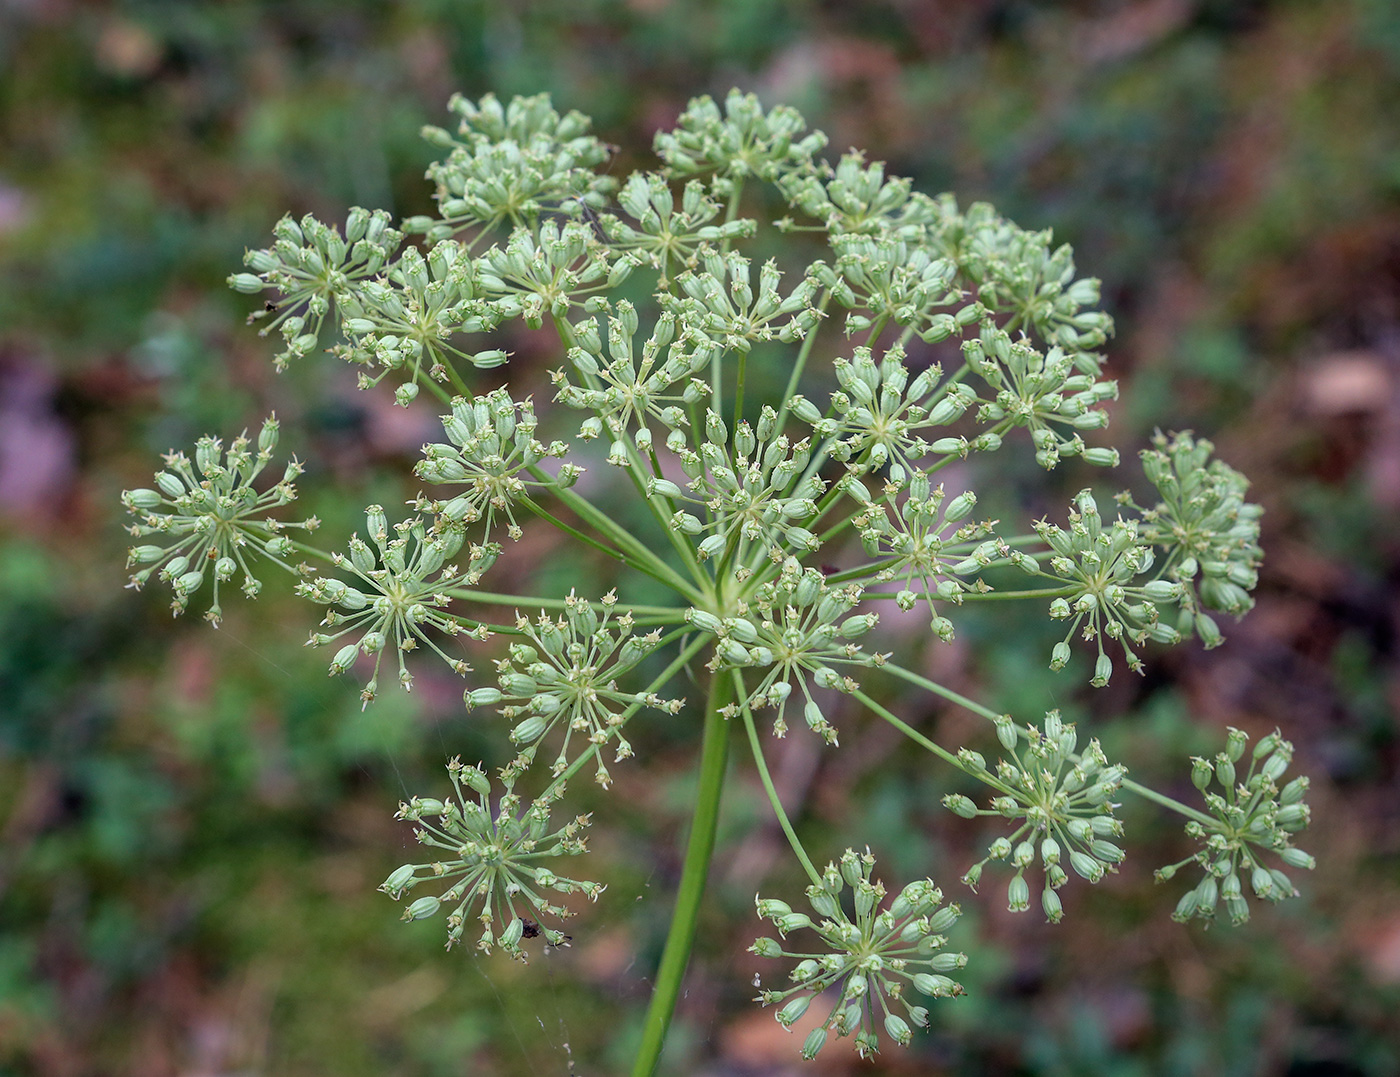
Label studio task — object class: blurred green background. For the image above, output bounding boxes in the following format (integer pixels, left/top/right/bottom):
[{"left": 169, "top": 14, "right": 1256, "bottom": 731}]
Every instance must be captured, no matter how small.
[{"left": 2, "top": 1, "right": 1399, "bottom": 1074}]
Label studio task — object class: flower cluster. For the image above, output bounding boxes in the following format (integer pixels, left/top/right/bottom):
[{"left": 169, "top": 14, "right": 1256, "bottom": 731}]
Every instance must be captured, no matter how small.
[
  {"left": 472, "top": 591, "right": 682, "bottom": 788},
  {"left": 664, "top": 249, "right": 820, "bottom": 354},
  {"left": 229, "top": 210, "right": 405, "bottom": 371},
  {"left": 416, "top": 390, "right": 578, "bottom": 541},
  {"left": 816, "top": 235, "right": 968, "bottom": 343},
  {"left": 297, "top": 508, "right": 496, "bottom": 703},
  {"left": 704, "top": 559, "right": 885, "bottom": 742},
  {"left": 382, "top": 758, "right": 601, "bottom": 959},
  {"left": 551, "top": 301, "right": 710, "bottom": 436},
  {"left": 930, "top": 198, "right": 1114, "bottom": 353},
  {"left": 654, "top": 89, "right": 827, "bottom": 188},
  {"left": 793, "top": 341, "right": 981, "bottom": 483},
  {"left": 965, "top": 326, "right": 1119, "bottom": 470},
  {"left": 751, "top": 849, "right": 966, "bottom": 1060},
  {"left": 1157, "top": 728, "right": 1313, "bottom": 925},
  {"left": 664, "top": 406, "right": 824, "bottom": 567},
  {"left": 416, "top": 91, "right": 615, "bottom": 237},
  {"left": 475, "top": 218, "right": 627, "bottom": 328},
  {"left": 600, "top": 172, "right": 756, "bottom": 284},
  {"left": 1022, "top": 489, "right": 1184, "bottom": 686},
  {"left": 777, "top": 150, "right": 931, "bottom": 240},
  {"left": 334, "top": 240, "right": 500, "bottom": 404},
  {"left": 849, "top": 471, "right": 993, "bottom": 640},
  {"left": 946, "top": 711, "right": 1127, "bottom": 922},
  {"left": 122, "top": 416, "right": 318, "bottom": 624},
  {"left": 1126, "top": 430, "right": 1264, "bottom": 637}
]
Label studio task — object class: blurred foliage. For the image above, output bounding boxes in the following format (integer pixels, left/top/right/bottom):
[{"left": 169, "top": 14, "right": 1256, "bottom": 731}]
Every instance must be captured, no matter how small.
[{"left": 2, "top": 0, "right": 1400, "bottom": 1074}]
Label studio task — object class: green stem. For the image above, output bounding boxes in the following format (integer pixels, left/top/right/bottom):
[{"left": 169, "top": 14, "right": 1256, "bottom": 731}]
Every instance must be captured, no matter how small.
[
  {"left": 858, "top": 587, "right": 1076, "bottom": 602},
  {"left": 882, "top": 662, "right": 1006, "bottom": 723},
  {"left": 630, "top": 668, "right": 734, "bottom": 1077},
  {"left": 1120, "top": 776, "right": 1216, "bottom": 827},
  {"left": 954, "top": 586, "right": 1077, "bottom": 602},
  {"left": 443, "top": 363, "right": 474, "bottom": 400},
  {"left": 517, "top": 494, "right": 634, "bottom": 565},
  {"left": 536, "top": 479, "right": 705, "bottom": 603},
  {"left": 732, "top": 671, "right": 820, "bottom": 884},
  {"left": 850, "top": 688, "right": 964, "bottom": 772},
  {"left": 733, "top": 350, "right": 747, "bottom": 428},
  {"left": 619, "top": 438, "right": 712, "bottom": 594},
  {"left": 853, "top": 687, "right": 1019, "bottom": 798},
  {"left": 416, "top": 375, "right": 455, "bottom": 406},
  {"left": 770, "top": 290, "right": 831, "bottom": 435},
  {"left": 443, "top": 589, "right": 686, "bottom": 619},
  {"left": 288, "top": 540, "right": 336, "bottom": 565},
  {"left": 881, "top": 666, "right": 1215, "bottom": 825}
]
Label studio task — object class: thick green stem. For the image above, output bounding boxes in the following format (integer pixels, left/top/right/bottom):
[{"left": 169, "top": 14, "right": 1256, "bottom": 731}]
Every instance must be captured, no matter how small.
[{"left": 630, "top": 669, "right": 733, "bottom": 1077}]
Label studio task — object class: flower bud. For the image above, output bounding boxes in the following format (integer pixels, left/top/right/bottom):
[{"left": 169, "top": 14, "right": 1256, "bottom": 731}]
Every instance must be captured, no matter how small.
[
  {"left": 402, "top": 896, "right": 441, "bottom": 921},
  {"left": 750, "top": 936, "right": 783, "bottom": 958},
  {"left": 1195, "top": 875, "right": 1219, "bottom": 911},
  {"left": 1070, "top": 850, "right": 1104, "bottom": 883},
  {"left": 913, "top": 973, "right": 961, "bottom": 997},
  {"left": 511, "top": 715, "right": 547, "bottom": 743},
  {"left": 945, "top": 491, "right": 977, "bottom": 520},
  {"left": 1006, "top": 873, "right": 1030, "bottom": 912},
  {"left": 777, "top": 994, "right": 811, "bottom": 1028},
  {"left": 884, "top": 1013, "right": 912, "bottom": 1046},
  {"left": 1090, "top": 840, "right": 1124, "bottom": 864},
  {"left": 839, "top": 851, "right": 864, "bottom": 889},
  {"left": 329, "top": 643, "right": 360, "bottom": 674},
  {"left": 807, "top": 887, "right": 841, "bottom": 920},
  {"left": 943, "top": 794, "right": 977, "bottom": 819},
  {"left": 697, "top": 534, "right": 727, "bottom": 560},
  {"left": 800, "top": 1027, "right": 827, "bottom": 1060},
  {"left": 727, "top": 617, "right": 759, "bottom": 644},
  {"left": 1261, "top": 748, "right": 1292, "bottom": 783},
  {"left": 1172, "top": 889, "right": 1200, "bottom": 921},
  {"left": 1195, "top": 613, "right": 1222, "bottom": 649},
  {"left": 459, "top": 765, "right": 490, "bottom": 796},
  {"left": 926, "top": 904, "right": 959, "bottom": 933},
  {"left": 1276, "top": 804, "right": 1309, "bottom": 830}
]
